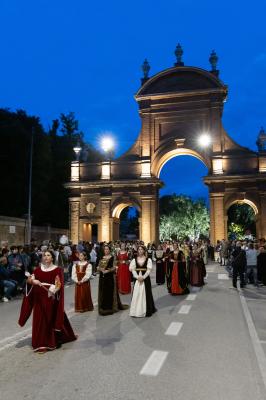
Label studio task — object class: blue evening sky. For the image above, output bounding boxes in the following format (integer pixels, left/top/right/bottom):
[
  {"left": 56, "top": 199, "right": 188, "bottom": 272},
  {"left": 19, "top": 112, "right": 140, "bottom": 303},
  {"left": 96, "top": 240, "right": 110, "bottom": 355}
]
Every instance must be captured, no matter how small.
[{"left": 1, "top": 0, "right": 265, "bottom": 203}]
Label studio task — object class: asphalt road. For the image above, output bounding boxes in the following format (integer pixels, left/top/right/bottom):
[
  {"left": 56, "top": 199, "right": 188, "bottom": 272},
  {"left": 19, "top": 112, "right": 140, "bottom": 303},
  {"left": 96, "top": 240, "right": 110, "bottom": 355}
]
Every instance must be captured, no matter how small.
[{"left": 1, "top": 262, "right": 266, "bottom": 400}]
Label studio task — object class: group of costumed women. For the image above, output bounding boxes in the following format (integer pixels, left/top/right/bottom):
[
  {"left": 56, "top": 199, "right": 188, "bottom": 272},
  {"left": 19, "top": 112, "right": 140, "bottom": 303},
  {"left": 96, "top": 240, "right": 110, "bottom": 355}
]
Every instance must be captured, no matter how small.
[{"left": 18, "top": 242, "right": 205, "bottom": 353}]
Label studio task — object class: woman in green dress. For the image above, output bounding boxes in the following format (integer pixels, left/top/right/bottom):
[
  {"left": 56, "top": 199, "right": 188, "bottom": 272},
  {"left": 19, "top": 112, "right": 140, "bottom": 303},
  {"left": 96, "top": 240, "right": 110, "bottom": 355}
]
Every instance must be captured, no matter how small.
[{"left": 97, "top": 245, "right": 128, "bottom": 316}]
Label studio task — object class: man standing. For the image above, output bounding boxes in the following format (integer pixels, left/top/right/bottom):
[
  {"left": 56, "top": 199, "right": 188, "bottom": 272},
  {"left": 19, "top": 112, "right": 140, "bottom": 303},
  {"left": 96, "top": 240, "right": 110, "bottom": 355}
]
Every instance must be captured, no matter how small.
[{"left": 231, "top": 241, "right": 246, "bottom": 289}]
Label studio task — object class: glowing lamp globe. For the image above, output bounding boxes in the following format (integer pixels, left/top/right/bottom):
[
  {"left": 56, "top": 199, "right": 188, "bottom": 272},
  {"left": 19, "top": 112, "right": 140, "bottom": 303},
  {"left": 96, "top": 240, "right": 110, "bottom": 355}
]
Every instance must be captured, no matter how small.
[
  {"left": 198, "top": 134, "right": 211, "bottom": 147},
  {"left": 101, "top": 137, "right": 114, "bottom": 153}
]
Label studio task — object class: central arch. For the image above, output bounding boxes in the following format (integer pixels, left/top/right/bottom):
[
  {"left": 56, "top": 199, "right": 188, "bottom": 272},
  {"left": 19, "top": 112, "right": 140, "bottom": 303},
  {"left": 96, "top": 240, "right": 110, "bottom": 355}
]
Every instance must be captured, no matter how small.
[{"left": 153, "top": 147, "right": 209, "bottom": 178}]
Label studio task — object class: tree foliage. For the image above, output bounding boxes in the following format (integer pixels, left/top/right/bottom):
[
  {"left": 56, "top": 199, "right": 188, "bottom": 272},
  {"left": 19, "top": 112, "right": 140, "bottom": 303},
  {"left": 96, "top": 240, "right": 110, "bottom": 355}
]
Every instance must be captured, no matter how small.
[
  {"left": 227, "top": 203, "right": 256, "bottom": 238},
  {"left": 159, "top": 194, "right": 209, "bottom": 240},
  {"left": 0, "top": 109, "right": 103, "bottom": 228}
]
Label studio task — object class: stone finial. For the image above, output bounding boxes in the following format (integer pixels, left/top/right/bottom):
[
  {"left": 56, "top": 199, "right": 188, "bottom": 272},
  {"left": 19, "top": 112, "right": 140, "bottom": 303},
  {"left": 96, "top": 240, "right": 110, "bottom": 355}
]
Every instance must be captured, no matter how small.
[
  {"left": 256, "top": 127, "right": 266, "bottom": 151},
  {"left": 174, "top": 43, "right": 184, "bottom": 66},
  {"left": 209, "top": 50, "right": 219, "bottom": 76},
  {"left": 141, "top": 59, "right": 150, "bottom": 85}
]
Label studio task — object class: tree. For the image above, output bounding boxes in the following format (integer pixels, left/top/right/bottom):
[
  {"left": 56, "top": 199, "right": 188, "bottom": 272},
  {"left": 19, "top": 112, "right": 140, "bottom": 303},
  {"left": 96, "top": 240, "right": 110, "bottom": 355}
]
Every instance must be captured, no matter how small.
[
  {"left": 227, "top": 203, "right": 256, "bottom": 238},
  {"left": 159, "top": 195, "right": 209, "bottom": 240},
  {"left": 0, "top": 109, "right": 103, "bottom": 229}
]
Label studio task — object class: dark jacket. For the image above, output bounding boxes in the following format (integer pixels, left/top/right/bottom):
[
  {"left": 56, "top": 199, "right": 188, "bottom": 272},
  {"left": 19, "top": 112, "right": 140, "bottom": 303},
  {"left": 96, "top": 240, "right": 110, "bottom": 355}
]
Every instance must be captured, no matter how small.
[{"left": 232, "top": 247, "right": 247, "bottom": 269}]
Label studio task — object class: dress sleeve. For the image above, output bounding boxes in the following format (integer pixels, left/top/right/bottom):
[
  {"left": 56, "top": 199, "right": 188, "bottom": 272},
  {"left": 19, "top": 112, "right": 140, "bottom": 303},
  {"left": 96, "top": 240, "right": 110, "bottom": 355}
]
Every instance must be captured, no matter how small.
[
  {"left": 71, "top": 264, "right": 78, "bottom": 283},
  {"left": 129, "top": 259, "right": 138, "bottom": 279},
  {"left": 81, "top": 263, "right": 92, "bottom": 282},
  {"left": 143, "top": 258, "right": 152, "bottom": 279}
]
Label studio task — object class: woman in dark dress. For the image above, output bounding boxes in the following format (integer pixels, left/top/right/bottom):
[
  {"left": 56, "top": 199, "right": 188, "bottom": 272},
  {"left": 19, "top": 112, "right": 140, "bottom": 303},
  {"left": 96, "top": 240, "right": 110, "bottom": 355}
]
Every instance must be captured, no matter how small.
[
  {"left": 189, "top": 244, "right": 206, "bottom": 287},
  {"left": 129, "top": 245, "right": 157, "bottom": 317},
  {"left": 97, "top": 245, "right": 128, "bottom": 316},
  {"left": 154, "top": 244, "right": 165, "bottom": 285}
]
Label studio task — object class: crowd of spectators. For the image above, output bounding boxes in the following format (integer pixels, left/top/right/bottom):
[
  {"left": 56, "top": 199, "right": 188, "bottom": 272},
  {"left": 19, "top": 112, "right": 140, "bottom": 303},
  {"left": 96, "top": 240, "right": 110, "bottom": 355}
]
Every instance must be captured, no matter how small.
[
  {"left": 215, "top": 238, "right": 266, "bottom": 286},
  {"left": 1, "top": 236, "right": 264, "bottom": 302}
]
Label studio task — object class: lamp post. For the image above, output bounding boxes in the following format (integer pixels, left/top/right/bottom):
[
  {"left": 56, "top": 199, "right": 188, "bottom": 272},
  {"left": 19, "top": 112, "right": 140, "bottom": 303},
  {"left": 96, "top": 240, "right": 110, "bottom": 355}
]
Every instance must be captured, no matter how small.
[
  {"left": 27, "top": 128, "right": 34, "bottom": 245},
  {"left": 73, "top": 140, "right": 82, "bottom": 161}
]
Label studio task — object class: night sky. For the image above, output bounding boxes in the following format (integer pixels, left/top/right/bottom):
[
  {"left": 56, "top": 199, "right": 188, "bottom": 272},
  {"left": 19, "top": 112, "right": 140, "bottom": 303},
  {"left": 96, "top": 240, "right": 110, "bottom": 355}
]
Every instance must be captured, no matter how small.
[{"left": 1, "top": 0, "right": 265, "bottom": 203}]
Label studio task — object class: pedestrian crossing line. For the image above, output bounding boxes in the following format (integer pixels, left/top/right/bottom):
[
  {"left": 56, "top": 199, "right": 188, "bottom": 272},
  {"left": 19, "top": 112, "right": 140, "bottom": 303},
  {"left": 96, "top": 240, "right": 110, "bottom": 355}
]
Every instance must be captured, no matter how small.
[
  {"left": 218, "top": 273, "right": 229, "bottom": 280},
  {"left": 178, "top": 305, "right": 191, "bottom": 314},
  {"left": 186, "top": 294, "right": 197, "bottom": 301},
  {"left": 165, "top": 322, "right": 183, "bottom": 336},
  {"left": 140, "top": 350, "right": 168, "bottom": 376}
]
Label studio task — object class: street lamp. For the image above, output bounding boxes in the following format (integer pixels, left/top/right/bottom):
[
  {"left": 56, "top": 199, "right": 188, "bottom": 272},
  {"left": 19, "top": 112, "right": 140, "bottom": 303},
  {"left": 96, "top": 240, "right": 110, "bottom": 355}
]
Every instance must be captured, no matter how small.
[
  {"left": 198, "top": 133, "right": 211, "bottom": 147},
  {"left": 73, "top": 141, "right": 82, "bottom": 161},
  {"left": 101, "top": 136, "right": 114, "bottom": 159}
]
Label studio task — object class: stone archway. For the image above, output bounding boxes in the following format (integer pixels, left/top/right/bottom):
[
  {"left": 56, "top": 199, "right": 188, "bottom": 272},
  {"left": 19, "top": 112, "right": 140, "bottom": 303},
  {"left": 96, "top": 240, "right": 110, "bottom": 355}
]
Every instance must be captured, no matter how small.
[
  {"left": 111, "top": 199, "right": 141, "bottom": 241},
  {"left": 66, "top": 62, "right": 266, "bottom": 244},
  {"left": 225, "top": 197, "right": 260, "bottom": 239}
]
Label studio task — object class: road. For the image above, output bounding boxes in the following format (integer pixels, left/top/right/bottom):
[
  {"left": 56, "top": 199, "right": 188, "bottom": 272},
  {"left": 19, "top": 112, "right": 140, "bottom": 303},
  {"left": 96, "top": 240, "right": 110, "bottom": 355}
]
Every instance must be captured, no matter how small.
[{"left": 1, "top": 262, "right": 266, "bottom": 400}]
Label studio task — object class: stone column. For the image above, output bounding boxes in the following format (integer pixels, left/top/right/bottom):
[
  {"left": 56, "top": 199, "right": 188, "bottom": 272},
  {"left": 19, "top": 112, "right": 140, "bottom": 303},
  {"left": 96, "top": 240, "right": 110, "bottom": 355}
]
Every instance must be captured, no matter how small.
[
  {"left": 69, "top": 198, "right": 80, "bottom": 244},
  {"left": 209, "top": 193, "right": 225, "bottom": 244},
  {"left": 259, "top": 193, "right": 266, "bottom": 238},
  {"left": 100, "top": 199, "right": 111, "bottom": 242},
  {"left": 140, "top": 196, "right": 157, "bottom": 244}
]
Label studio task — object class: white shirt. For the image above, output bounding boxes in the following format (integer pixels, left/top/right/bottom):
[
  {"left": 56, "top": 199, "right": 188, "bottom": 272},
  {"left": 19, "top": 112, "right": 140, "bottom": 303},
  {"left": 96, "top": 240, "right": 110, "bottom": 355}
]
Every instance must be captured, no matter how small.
[
  {"left": 72, "top": 262, "right": 92, "bottom": 283},
  {"left": 245, "top": 249, "right": 258, "bottom": 266}
]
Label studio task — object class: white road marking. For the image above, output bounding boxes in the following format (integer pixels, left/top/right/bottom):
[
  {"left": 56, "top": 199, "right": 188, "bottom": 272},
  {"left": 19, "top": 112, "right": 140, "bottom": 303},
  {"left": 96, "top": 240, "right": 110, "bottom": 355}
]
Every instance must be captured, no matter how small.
[
  {"left": 239, "top": 290, "right": 266, "bottom": 391},
  {"left": 218, "top": 273, "right": 229, "bottom": 280},
  {"left": 140, "top": 350, "right": 168, "bottom": 376},
  {"left": 186, "top": 294, "right": 197, "bottom": 301},
  {"left": 0, "top": 328, "right": 31, "bottom": 346},
  {"left": 165, "top": 322, "right": 183, "bottom": 336},
  {"left": 206, "top": 266, "right": 215, "bottom": 273},
  {"left": 178, "top": 305, "right": 191, "bottom": 314}
]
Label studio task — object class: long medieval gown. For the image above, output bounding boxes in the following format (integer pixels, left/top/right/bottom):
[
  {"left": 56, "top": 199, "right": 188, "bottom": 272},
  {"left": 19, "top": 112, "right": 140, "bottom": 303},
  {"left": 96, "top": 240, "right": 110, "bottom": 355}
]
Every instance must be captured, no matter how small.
[
  {"left": 18, "top": 265, "right": 76, "bottom": 352},
  {"left": 72, "top": 262, "right": 94, "bottom": 312},
  {"left": 154, "top": 250, "right": 165, "bottom": 284},
  {"left": 98, "top": 256, "right": 128, "bottom": 316},
  {"left": 168, "top": 250, "right": 190, "bottom": 295},
  {"left": 116, "top": 251, "right": 131, "bottom": 294},
  {"left": 190, "top": 252, "right": 206, "bottom": 287},
  {"left": 129, "top": 257, "right": 157, "bottom": 317}
]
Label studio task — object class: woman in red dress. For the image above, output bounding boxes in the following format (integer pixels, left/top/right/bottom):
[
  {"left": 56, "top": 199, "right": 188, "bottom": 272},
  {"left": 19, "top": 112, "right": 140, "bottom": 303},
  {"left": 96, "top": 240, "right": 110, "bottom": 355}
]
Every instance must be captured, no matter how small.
[
  {"left": 116, "top": 242, "right": 131, "bottom": 294},
  {"left": 18, "top": 250, "right": 77, "bottom": 353},
  {"left": 72, "top": 251, "right": 94, "bottom": 312},
  {"left": 168, "top": 243, "right": 190, "bottom": 295}
]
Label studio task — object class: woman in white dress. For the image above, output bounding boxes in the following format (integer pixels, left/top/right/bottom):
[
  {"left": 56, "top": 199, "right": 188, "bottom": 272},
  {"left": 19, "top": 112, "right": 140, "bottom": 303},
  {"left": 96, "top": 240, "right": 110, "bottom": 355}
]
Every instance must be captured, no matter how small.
[{"left": 129, "top": 245, "right": 157, "bottom": 318}]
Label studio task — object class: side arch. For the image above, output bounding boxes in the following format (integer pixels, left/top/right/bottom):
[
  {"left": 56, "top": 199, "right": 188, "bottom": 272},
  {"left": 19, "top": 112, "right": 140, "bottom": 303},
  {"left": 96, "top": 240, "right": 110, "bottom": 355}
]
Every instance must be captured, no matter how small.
[
  {"left": 225, "top": 198, "right": 259, "bottom": 216},
  {"left": 110, "top": 197, "right": 141, "bottom": 241}
]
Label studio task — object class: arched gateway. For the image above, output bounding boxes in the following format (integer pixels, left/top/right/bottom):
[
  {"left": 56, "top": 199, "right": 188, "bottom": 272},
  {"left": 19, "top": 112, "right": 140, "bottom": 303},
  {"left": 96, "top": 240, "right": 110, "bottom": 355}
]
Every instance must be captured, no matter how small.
[{"left": 66, "top": 61, "right": 266, "bottom": 245}]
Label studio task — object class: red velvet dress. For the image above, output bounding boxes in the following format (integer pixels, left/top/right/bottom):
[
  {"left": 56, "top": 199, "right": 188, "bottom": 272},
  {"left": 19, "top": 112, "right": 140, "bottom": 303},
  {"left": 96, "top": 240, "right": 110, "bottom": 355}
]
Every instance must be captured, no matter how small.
[
  {"left": 74, "top": 263, "right": 94, "bottom": 312},
  {"left": 116, "top": 252, "right": 131, "bottom": 294},
  {"left": 18, "top": 266, "right": 76, "bottom": 352}
]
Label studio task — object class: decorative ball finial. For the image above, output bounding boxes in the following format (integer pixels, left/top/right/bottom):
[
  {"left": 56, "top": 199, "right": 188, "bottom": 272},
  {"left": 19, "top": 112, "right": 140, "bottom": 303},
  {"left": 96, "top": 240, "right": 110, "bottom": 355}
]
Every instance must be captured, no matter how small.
[
  {"left": 174, "top": 43, "right": 184, "bottom": 66},
  {"left": 141, "top": 59, "right": 150, "bottom": 85}
]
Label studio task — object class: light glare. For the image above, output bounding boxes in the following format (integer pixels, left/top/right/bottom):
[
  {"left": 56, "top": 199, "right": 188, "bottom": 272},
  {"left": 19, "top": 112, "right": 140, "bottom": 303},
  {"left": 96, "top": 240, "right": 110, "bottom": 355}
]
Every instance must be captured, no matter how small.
[
  {"left": 101, "top": 137, "right": 114, "bottom": 152},
  {"left": 198, "top": 133, "right": 211, "bottom": 147}
]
